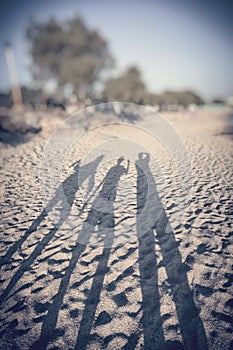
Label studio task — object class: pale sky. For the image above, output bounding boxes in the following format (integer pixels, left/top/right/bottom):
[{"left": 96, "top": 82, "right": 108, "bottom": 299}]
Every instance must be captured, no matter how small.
[{"left": 0, "top": 0, "right": 232, "bottom": 100}]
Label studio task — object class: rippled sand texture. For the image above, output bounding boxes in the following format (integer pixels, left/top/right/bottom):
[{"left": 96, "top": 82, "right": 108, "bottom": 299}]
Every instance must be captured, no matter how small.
[{"left": 0, "top": 108, "right": 232, "bottom": 350}]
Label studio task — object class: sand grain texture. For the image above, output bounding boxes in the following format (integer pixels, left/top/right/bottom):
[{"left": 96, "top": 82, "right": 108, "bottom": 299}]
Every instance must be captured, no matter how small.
[{"left": 0, "top": 109, "right": 232, "bottom": 350}]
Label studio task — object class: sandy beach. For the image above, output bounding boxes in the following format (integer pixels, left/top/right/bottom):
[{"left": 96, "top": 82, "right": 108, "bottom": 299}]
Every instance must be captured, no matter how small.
[{"left": 0, "top": 106, "right": 232, "bottom": 350}]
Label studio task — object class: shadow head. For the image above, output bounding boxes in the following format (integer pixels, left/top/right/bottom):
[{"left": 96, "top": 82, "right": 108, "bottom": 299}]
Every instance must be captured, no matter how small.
[
  {"left": 117, "top": 156, "right": 124, "bottom": 165},
  {"left": 138, "top": 152, "right": 150, "bottom": 162}
]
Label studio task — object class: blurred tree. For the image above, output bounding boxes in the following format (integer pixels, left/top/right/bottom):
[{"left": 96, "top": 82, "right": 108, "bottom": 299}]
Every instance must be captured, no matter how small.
[
  {"left": 26, "top": 16, "right": 114, "bottom": 96},
  {"left": 178, "top": 90, "right": 204, "bottom": 106},
  {"left": 103, "top": 66, "right": 147, "bottom": 103},
  {"left": 211, "top": 98, "right": 224, "bottom": 104},
  {"left": 143, "top": 92, "right": 163, "bottom": 106},
  {"left": 160, "top": 90, "right": 203, "bottom": 107}
]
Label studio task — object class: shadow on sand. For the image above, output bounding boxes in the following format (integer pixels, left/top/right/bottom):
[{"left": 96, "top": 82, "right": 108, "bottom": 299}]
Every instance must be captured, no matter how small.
[
  {"left": 0, "top": 153, "right": 208, "bottom": 350},
  {"left": 0, "top": 155, "right": 104, "bottom": 302},
  {"left": 136, "top": 152, "right": 208, "bottom": 350},
  {"left": 31, "top": 157, "right": 129, "bottom": 350}
]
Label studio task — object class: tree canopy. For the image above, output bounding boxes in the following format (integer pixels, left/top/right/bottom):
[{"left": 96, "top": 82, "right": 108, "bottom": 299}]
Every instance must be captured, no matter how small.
[
  {"left": 25, "top": 16, "right": 204, "bottom": 107},
  {"left": 103, "top": 67, "right": 203, "bottom": 107},
  {"left": 103, "top": 66, "right": 147, "bottom": 103},
  {"left": 26, "top": 16, "right": 114, "bottom": 95},
  {"left": 160, "top": 90, "right": 204, "bottom": 107}
]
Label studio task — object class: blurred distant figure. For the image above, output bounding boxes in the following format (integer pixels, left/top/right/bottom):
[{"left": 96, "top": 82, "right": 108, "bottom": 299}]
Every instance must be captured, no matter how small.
[{"left": 46, "top": 97, "right": 66, "bottom": 111}]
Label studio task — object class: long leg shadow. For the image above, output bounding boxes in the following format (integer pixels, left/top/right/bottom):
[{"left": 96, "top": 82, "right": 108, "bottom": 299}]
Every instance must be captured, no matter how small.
[
  {"left": 0, "top": 205, "right": 55, "bottom": 267},
  {"left": 136, "top": 155, "right": 165, "bottom": 349},
  {"left": 74, "top": 236, "right": 113, "bottom": 350},
  {"left": 31, "top": 157, "right": 128, "bottom": 350},
  {"left": 0, "top": 156, "right": 104, "bottom": 304},
  {"left": 136, "top": 153, "right": 208, "bottom": 350}
]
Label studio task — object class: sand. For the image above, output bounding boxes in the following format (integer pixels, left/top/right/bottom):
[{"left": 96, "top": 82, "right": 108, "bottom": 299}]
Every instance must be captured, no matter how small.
[{"left": 0, "top": 106, "right": 232, "bottom": 350}]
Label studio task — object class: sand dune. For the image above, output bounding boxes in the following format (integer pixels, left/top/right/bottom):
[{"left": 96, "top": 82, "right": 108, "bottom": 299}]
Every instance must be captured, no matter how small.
[{"left": 0, "top": 106, "right": 232, "bottom": 350}]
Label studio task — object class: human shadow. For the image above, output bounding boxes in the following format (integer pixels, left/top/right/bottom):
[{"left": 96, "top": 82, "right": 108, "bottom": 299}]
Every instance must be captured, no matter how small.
[
  {"left": 31, "top": 157, "right": 129, "bottom": 350},
  {"left": 136, "top": 153, "right": 165, "bottom": 349},
  {"left": 136, "top": 152, "right": 208, "bottom": 350},
  {"left": 0, "top": 155, "right": 104, "bottom": 304}
]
